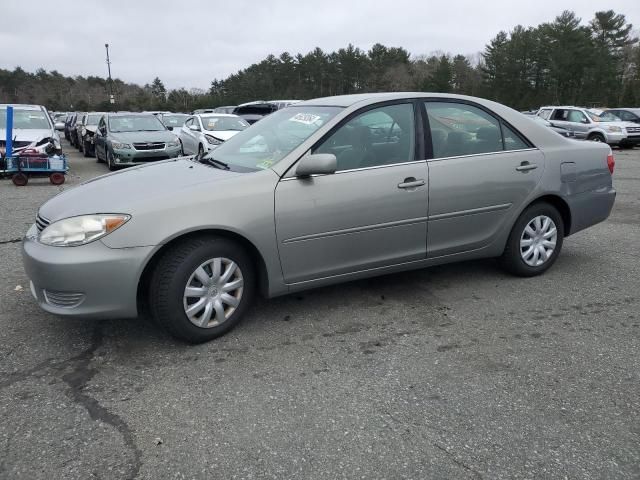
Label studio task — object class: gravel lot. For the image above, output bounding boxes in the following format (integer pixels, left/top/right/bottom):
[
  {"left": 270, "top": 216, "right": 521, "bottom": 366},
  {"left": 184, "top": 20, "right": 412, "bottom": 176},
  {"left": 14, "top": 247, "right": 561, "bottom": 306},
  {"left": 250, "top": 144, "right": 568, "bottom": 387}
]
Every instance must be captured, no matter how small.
[{"left": 1, "top": 141, "right": 638, "bottom": 479}]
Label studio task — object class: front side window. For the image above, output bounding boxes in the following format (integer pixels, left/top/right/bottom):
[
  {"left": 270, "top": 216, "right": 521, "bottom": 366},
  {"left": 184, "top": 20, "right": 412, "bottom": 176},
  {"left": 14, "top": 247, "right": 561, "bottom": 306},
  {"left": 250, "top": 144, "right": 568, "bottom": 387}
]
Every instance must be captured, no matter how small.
[
  {"left": 314, "top": 103, "right": 415, "bottom": 171},
  {"left": 538, "top": 109, "right": 552, "bottom": 120},
  {"left": 202, "top": 106, "right": 342, "bottom": 170},
  {"left": 425, "top": 102, "right": 504, "bottom": 158},
  {"left": 200, "top": 116, "right": 249, "bottom": 132},
  {"left": 568, "top": 110, "right": 588, "bottom": 123}
]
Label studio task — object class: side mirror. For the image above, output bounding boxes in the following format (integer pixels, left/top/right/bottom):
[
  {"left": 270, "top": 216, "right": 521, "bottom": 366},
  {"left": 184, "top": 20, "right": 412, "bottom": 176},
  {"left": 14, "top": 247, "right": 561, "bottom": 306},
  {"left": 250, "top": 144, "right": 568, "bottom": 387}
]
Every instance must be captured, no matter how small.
[
  {"left": 166, "top": 126, "right": 173, "bottom": 131},
  {"left": 296, "top": 153, "right": 337, "bottom": 177}
]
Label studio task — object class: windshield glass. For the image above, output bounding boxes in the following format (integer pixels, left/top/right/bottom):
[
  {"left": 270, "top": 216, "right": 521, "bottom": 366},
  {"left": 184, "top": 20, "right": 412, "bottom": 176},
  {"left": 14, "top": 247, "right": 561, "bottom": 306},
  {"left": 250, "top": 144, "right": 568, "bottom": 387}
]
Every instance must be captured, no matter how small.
[
  {"left": 200, "top": 116, "right": 249, "bottom": 131},
  {"left": 234, "top": 104, "right": 277, "bottom": 115},
  {"left": 0, "top": 109, "right": 51, "bottom": 129},
  {"left": 597, "top": 112, "right": 621, "bottom": 122},
  {"left": 109, "top": 115, "right": 166, "bottom": 132},
  {"left": 161, "top": 114, "right": 189, "bottom": 128},
  {"left": 202, "top": 106, "right": 342, "bottom": 170},
  {"left": 86, "top": 114, "right": 103, "bottom": 124}
]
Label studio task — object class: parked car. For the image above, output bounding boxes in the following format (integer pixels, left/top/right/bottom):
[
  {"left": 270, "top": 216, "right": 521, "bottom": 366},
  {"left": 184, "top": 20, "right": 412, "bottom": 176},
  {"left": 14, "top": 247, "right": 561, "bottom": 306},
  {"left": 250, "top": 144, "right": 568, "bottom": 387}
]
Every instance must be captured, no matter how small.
[
  {"left": 0, "top": 104, "right": 62, "bottom": 154},
  {"left": 63, "top": 112, "right": 77, "bottom": 141},
  {"left": 77, "top": 112, "right": 106, "bottom": 157},
  {"left": 268, "top": 100, "right": 302, "bottom": 110},
  {"left": 69, "top": 112, "right": 86, "bottom": 148},
  {"left": 537, "top": 106, "right": 638, "bottom": 147},
  {"left": 179, "top": 114, "right": 249, "bottom": 156},
  {"left": 159, "top": 113, "right": 189, "bottom": 132},
  {"left": 94, "top": 112, "right": 181, "bottom": 170},
  {"left": 192, "top": 108, "right": 216, "bottom": 114},
  {"left": 23, "top": 93, "right": 616, "bottom": 343},
  {"left": 530, "top": 115, "right": 576, "bottom": 138},
  {"left": 603, "top": 108, "right": 640, "bottom": 124},
  {"left": 52, "top": 112, "right": 67, "bottom": 131},
  {"left": 213, "top": 106, "right": 237, "bottom": 114},
  {"left": 232, "top": 102, "right": 278, "bottom": 124}
]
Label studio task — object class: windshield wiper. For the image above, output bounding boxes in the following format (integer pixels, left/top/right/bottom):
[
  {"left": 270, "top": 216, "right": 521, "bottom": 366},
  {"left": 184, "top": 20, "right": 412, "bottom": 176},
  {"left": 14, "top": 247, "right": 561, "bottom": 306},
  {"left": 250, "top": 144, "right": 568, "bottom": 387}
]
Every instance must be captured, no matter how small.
[{"left": 200, "top": 157, "right": 230, "bottom": 170}]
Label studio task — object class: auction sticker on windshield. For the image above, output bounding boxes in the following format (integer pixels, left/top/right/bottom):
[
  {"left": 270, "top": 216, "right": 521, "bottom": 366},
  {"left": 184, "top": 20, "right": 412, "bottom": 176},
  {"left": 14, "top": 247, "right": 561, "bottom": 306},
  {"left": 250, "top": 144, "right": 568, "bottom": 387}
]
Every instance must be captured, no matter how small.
[{"left": 289, "top": 113, "right": 322, "bottom": 125}]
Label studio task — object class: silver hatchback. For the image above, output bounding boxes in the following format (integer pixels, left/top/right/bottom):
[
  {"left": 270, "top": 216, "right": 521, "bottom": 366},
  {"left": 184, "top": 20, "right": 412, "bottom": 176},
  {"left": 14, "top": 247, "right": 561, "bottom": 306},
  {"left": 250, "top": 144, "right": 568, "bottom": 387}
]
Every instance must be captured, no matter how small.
[{"left": 23, "top": 93, "right": 616, "bottom": 343}]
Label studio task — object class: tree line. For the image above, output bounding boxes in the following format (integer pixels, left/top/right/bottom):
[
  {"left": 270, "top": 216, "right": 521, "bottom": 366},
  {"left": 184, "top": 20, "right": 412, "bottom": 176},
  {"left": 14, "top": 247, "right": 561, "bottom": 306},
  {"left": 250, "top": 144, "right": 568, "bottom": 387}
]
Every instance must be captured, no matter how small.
[{"left": 0, "top": 9, "right": 637, "bottom": 113}]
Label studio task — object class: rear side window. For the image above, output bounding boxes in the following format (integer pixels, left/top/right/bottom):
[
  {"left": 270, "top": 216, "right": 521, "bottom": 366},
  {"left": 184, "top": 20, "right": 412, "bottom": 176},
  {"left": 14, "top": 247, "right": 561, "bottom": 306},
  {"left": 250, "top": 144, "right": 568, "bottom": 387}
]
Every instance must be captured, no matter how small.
[
  {"left": 425, "top": 102, "right": 503, "bottom": 158},
  {"left": 551, "top": 109, "right": 569, "bottom": 121},
  {"left": 502, "top": 124, "right": 529, "bottom": 150}
]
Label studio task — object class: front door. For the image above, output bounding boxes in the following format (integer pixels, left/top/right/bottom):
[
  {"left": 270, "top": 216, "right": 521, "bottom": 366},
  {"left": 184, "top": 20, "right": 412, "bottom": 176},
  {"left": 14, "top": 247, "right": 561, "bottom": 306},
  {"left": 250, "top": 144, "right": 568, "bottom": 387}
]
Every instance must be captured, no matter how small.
[
  {"left": 275, "top": 102, "right": 429, "bottom": 284},
  {"left": 424, "top": 101, "right": 544, "bottom": 257}
]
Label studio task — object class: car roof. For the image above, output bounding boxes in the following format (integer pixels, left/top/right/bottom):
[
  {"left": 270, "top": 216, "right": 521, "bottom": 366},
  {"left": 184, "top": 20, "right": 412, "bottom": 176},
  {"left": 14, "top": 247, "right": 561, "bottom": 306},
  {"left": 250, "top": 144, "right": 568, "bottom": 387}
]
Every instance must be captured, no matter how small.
[
  {"left": 107, "top": 112, "right": 157, "bottom": 116},
  {"left": 300, "top": 92, "right": 517, "bottom": 108},
  {"left": 198, "top": 113, "right": 238, "bottom": 118}
]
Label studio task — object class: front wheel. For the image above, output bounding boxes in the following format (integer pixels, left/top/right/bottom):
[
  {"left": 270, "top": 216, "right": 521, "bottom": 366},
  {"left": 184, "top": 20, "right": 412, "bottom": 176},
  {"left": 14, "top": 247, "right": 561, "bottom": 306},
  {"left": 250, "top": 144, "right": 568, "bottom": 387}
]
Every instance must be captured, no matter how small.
[
  {"left": 589, "top": 133, "right": 606, "bottom": 143},
  {"left": 499, "top": 202, "right": 564, "bottom": 277},
  {"left": 106, "top": 150, "right": 116, "bottom": 171},
  {"left": 149, "top": 236, "right": 255, "bottom": 343},
  {"left": 83, "top": 140, "right": 91, "bottom": 157}
]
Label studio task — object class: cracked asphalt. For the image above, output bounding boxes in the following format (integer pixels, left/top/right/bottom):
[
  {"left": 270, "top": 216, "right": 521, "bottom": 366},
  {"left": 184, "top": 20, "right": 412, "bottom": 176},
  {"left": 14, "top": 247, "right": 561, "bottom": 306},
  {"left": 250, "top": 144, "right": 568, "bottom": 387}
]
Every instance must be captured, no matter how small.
[{"left": 1, "top": 141, "right": 639, "bottom": 479}]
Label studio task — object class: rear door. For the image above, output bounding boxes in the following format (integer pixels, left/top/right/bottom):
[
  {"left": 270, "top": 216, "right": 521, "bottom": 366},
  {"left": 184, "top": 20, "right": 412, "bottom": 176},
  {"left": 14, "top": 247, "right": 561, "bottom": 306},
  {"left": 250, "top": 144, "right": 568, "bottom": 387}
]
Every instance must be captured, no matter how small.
[
  {"left": 275, "top": 102, "right": 429, "bottom": 284},
  {"left": 424, "top": 100, "right": 544, "bottom": 257}
]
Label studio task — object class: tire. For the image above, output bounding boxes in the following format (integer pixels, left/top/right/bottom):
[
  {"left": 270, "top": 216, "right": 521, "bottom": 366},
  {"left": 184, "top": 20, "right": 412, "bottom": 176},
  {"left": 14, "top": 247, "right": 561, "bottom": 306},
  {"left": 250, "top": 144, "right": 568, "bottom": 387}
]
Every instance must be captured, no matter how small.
[
  {"left": 499, "top": 202, "right": 564, "bottom": 277},
  {"left": 198, "top": 144, "right": 205, "bottom": 158},
  {"left": 179, "top": 140, "right": 185, "bottom": 156},
  {"left": 106, "top": 149, "right": 116, "bottom": 171},
  {"left": 620, "top": 142, "right": 634, "bottom": 149},
  {"left": 12, "top": 173, "right": 28, "bottom": 186},
  {"left": 148, "top": 236, "right": 255, "bottom": 343},
  {"left": 96, "top": 147, "right": 104, "bottom": 163},
  {"left": 83, "top": 140, "right": 91, "bottom": 157},
  {"left": 589, "top": 133, "right": 606, "bottom": 143},
  {"left": 49, "top": 172, "right": 65, "bottom": 185}
]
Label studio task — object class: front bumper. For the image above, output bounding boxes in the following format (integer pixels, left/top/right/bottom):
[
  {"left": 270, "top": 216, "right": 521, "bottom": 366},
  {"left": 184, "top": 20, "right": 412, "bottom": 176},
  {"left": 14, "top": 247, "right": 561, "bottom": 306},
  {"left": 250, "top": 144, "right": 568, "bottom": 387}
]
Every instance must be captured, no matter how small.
[
  {"left": 112, "top": 145, "right": 181, "bottom": 166},
  {"left": 22, "top": 224, "right": 154, "bottom": 319},
  {"left": 603, "top": 132, "right": 626, "bottom": 145}
]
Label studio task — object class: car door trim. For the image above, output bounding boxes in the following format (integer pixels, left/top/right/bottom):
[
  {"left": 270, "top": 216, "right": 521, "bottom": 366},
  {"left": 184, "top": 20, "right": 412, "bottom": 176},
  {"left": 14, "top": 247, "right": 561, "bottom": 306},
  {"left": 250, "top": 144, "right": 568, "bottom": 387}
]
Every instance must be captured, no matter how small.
[
  {"left": 426, "top": 148, "right": 539, "bottom": 162},
  {"left": 282, "top": 216, "right": 429, "bottom": 244},
  {"left": 429, "top": 203, "right": 512, "bottom": 220},
  {"left": 280, "top": 159, "right": 428, "bottom": 180}
]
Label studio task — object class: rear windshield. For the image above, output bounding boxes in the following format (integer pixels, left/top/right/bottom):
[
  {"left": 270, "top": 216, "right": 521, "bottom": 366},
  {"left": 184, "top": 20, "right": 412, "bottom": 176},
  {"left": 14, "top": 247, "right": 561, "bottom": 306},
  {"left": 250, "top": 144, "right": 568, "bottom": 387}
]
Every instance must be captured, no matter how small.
[
  {"left": 161, "top": 114, "right": 189, "bottom": 128},
  {"left": 234, "top": 105, "right": 278, "bottom": 115}
]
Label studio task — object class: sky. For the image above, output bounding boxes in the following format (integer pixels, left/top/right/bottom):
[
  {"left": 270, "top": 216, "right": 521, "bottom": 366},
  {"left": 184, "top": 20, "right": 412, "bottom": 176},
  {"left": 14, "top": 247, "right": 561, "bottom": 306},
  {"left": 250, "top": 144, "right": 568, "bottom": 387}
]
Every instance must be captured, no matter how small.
[{"left": 1, "top": 0, "right": 638, "bottom": 91}]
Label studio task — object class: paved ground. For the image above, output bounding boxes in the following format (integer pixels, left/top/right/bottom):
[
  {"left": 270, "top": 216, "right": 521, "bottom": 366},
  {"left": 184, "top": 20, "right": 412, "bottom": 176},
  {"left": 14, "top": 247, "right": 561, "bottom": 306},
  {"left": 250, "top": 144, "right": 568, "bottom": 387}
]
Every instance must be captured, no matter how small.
[{"left": 0, "top": 141, "right": 638, "bottom": 480}]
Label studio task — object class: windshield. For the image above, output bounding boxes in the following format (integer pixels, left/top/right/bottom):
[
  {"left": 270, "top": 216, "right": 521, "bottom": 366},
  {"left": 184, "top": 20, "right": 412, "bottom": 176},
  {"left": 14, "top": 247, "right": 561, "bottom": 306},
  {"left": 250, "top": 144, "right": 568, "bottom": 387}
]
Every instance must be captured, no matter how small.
[
  {"left": 109, "top": 115, "right": 166, "bottom": 132},
  {"left": 597, "top": 112, "right": 621, "bottom": 122},
  {"left": 0, "top": 109, "right": 51, "bottom": 129},
  {"left": 86, "top": 114, "right": 103, "bottom": 124},
  {"left": 200, "top": 116, "right": 249, "bottom": 131},
  {"left": 202, "top": 106, "right": 342, "bottom": 170},
  {"left": 162, "top": 114, "right": 189, "bottom": 128},
  {"left": 234, "top": 104, "right": 277, "bottom": 115}
]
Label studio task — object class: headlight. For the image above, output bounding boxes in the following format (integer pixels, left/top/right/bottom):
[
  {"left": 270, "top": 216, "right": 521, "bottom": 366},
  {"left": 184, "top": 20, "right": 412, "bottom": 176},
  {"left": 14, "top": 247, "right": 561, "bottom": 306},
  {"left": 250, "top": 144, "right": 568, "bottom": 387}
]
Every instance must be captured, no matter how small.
[
  {"left": 166, "top": 140, "right": 180, "bottom": 147},
  {"left": 111, "top": 142, "right": 132, "bottom": 149},
  {"left": 606, "top": 126, "right": 622, "bottom": 133},
  {"left": 205, "top": 135, "right": 222, "bottom": 145},
  {"left": 39, "top": 214, "right": 131, "bottom": 247},
  {"left": 81, "top": 127, "right": 87, "bottom": 136}
]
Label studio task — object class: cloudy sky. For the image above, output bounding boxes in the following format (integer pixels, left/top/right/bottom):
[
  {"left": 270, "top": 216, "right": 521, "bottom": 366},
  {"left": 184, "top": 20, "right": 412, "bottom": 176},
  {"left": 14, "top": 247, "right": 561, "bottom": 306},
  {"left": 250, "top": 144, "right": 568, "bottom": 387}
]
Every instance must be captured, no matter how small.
[{"left": 1, "top": 0, "right": 638, "bottom": 90}]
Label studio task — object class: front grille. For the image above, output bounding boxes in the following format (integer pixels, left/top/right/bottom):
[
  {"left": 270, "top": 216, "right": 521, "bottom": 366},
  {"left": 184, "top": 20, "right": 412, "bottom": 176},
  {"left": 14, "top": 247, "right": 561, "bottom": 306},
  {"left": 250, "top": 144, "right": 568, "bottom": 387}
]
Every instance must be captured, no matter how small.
[
  {"left": 133, "top": 142, "right": 165, "bottom": 151},
  {"left": 43, "top": 289, "right": 85, "bottom": 308},
  {"left": 36, "top": 213, "right": 50, "bottom": 233},
  {"left": 626, "top": 127, "right": 640, "bottom": 133}
]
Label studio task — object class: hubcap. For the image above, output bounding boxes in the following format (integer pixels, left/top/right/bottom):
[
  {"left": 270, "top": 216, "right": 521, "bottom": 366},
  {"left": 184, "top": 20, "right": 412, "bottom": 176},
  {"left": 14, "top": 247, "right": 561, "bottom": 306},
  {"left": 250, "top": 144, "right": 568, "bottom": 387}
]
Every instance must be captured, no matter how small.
[
  {"left": 520, "top": 215, "right": 557, "bottom": 267},
  {"left": 183, "top": 257, "right": 244, "bottom": 328}
]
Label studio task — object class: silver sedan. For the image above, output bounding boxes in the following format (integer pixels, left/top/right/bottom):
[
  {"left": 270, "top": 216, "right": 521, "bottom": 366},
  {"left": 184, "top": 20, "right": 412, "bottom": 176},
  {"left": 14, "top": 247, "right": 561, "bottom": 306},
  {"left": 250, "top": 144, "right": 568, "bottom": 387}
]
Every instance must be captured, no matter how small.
[{"left": 23, "top": 93, "right": 616, "bottom": 343}]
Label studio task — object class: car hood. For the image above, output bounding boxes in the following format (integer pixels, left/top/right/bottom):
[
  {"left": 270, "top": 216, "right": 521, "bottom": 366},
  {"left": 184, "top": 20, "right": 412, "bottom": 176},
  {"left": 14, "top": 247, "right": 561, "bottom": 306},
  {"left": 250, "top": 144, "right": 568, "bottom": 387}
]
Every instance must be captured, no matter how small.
[
  {"left": 596, "top": 121, "right": 638, "bottom": 129},
  {"left": 0, "top": 128, "right": 56, "bottom": 142},
  {"left": 38, "top": 157, "right": 243, "bottom": 223},
  {"left": 202, "top": 130, "right": 241, "bottom": 141},
  {"left": 110, "top": 130, "right": 177, "bottom": 143}
]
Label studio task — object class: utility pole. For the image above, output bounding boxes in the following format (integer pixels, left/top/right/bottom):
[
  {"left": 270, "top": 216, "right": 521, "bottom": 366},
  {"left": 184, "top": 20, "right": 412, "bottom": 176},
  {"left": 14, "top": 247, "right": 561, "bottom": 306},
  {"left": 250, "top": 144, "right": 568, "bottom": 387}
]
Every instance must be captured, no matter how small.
[{"left": 105, "top": 43, "right": 115, "bottom": 109}]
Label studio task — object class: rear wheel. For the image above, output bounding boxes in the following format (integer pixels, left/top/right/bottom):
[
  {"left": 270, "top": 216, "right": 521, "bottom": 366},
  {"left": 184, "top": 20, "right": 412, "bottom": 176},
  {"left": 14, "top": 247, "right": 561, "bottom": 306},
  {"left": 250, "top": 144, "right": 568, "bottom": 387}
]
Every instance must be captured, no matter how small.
[
  {"left": 148, "top": 236, "right": 255, "bottom": 343},
  {"left": 589, "top": 133, "right": 606, "bottom": 143},
  {"left": 12, "top": 173, "right": 28, "bottom": 186},
  {"left": 499, "top": 202, "right": 564, "bottom": 277},
  {"left": 179, "top": 140, "right": 185, "bottom": 156},
  {"left": 49, "top": 172, "right": 65, "bottom": 185},
  {"left": 198, "top": 144, "right": 204, "bottom": 157}
]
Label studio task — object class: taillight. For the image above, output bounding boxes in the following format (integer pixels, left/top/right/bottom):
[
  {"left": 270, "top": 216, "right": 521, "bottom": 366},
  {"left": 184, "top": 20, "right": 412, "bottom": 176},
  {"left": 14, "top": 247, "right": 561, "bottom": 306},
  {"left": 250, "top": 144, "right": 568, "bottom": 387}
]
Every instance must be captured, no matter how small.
[{"left": 607, "top": 151, "right": 615, "bottom": 174}]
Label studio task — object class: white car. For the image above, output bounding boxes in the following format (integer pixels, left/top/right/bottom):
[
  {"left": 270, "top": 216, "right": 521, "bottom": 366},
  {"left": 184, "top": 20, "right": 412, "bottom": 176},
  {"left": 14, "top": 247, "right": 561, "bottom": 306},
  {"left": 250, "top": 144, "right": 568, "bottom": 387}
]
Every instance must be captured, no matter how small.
[
  {"left": 178, "top": 114, "right": 249, "bottom": 156},
  {"left": 0, "top": 104, "right": 61, "bottom": 154}
]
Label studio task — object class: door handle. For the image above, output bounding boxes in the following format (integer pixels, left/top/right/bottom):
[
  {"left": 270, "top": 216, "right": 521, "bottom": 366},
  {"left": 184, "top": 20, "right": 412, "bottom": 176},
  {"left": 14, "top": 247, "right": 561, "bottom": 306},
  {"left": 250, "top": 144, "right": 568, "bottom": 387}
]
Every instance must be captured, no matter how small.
[
  {"left": 398, "top": 177, "right": 426, "bottom": 189},
  {"left": 516, "top": 162, "right": 538, "bottom": 172}
]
